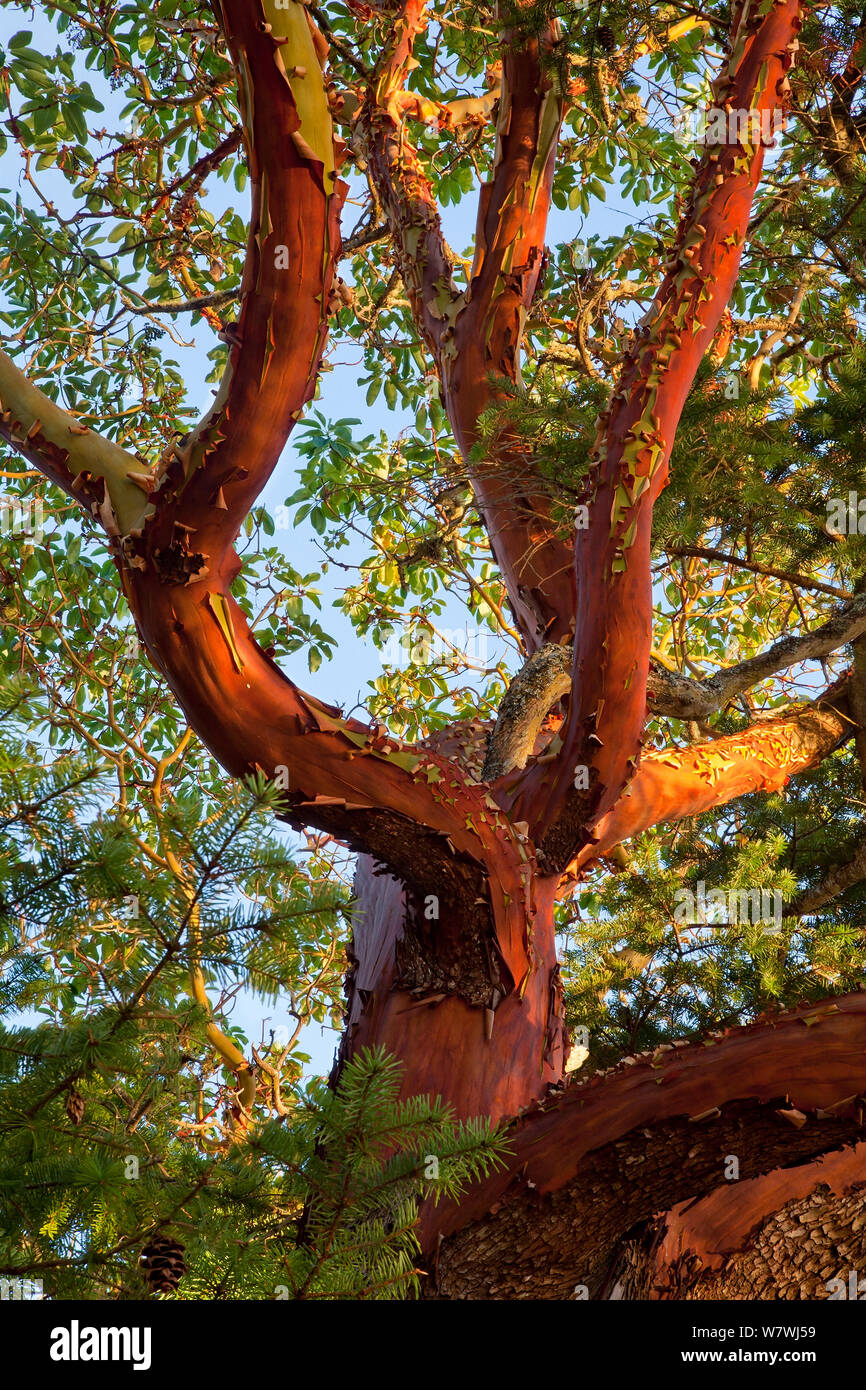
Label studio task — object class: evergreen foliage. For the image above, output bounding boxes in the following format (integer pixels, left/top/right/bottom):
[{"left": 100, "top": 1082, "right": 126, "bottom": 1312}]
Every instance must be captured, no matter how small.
[{"left": 0, "top": 682, "right": 506, "bottom": 1298}]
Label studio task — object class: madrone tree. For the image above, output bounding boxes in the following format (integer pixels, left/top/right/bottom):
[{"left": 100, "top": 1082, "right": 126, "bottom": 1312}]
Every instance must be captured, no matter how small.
[{"left": 2, "top": 0, "right": 866, "bottom": 1299}]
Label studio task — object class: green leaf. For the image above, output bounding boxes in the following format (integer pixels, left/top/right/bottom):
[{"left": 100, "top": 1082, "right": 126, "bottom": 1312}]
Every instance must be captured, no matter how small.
[{"left": 62, "top": 102, "right": 88, "bottom": 144}]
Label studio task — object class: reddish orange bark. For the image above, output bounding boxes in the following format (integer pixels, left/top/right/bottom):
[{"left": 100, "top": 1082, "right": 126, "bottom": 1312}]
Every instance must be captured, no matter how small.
[
  {"left": 417, "top": 989, "right": 866, "bottom": 1295},
  {"left": 646, "top": 1143, "right": 866, "bottom": 1295},
  {"left": 337, "top": 856, "right": 566, "bottom": 1123},
  {"left": 573, "top": 679, "right": 851, "bottom": 872}
]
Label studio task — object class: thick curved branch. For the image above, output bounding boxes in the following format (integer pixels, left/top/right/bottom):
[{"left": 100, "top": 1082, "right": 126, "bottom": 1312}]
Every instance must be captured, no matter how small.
[
  {"left": 483, "top": 647, "right": 719, "bottom": 784},
  {"left": 444, "top": 4, "right": 575, "bottom": 649},
  {"left": 107, "top": 1, "right": 538, "bottom": 926},
  {"left": 574, "top": 677, "right": 851, "bottom": 874},
  {"left": 355, "top": 0, "right": 462, "bottom": 361},
  {"left": 4, "top": 0, "right": 345, "bottom": 561},
  {"left": 124, "top": 564, "right": 540, "bottom": 998},
  {"left": 0, "top": 1, "right": 533, "bottom": 910},
  {"left": 419, "top": 989, "right": 866, "bottom": 1298},
  {"left": 141, "top": 0, "right": 347, "bottom": 568},
  {"left": 480, "top": 647, "right": 713, "bottom": 783},
  {"left": 509, "top": 0, "right": 807, "bottom": 867}
]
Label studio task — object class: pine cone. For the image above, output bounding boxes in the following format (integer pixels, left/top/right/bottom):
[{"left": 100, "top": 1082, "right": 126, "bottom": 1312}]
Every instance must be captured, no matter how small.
[
  {"left": 596, "top": 24, "right": 616, "bottom": 54},
  {"left": 65, "top": 1088, "right": 85, "bottom": 1126},
  {"left": 140, "top": 1235, "right": 187, "bottom": 1295}
]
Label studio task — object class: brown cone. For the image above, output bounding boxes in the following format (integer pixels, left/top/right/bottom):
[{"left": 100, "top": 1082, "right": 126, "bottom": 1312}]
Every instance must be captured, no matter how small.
[
  {"left": 65, "top": 1088, "right": 85, "bottom": 1126},
  {"left": 596, "top": 24, "right": 616, "bottom": 53},
  {"left": 140, "top": 1234, "right": 187, "bottom": 1295}
]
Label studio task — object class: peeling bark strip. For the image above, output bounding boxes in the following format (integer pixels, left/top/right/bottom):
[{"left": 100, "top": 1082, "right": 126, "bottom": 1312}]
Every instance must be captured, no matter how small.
[
  {"left": 510, "top": 0, "right": 807, "bottom": 867},
  {"left": 640, "top": 1183, "right": 866, "bottom": 1300},
  {"left": 419, "top": 990, "right": 866, "bottom": 1299}
]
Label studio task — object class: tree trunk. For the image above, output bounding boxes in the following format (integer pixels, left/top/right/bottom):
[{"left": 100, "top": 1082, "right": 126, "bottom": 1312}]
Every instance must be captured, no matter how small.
[{"left": 336, "top": 856, "right": 565, "bottom": 1124}]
